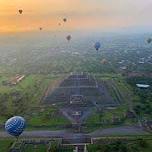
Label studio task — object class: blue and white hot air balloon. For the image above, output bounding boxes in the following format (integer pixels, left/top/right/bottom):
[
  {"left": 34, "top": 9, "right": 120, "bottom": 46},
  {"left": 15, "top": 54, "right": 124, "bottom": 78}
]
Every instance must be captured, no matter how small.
[
  {"left": 5, "top": 116, "right": 26, "bottom": 137},
  {"left": 94, "top": 42, "right": 101, "bottom": 51}
]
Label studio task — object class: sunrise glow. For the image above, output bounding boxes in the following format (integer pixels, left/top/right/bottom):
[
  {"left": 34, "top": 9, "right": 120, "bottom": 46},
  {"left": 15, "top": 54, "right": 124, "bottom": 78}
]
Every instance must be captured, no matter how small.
[{"left": 0, "top": 0, "right": 152, "bottom": 33}]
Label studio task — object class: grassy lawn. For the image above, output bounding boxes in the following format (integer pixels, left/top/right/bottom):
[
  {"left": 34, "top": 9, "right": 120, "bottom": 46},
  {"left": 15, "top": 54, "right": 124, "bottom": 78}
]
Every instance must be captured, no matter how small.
[
  {"left": 140, "top": 140, "right": 152, "bottom": 152},
  {"left": 0, "top": 116, "right": 7, "bottom": 124},
  {"left": 58, "top": 148, "right": 74, "bottom": 152},
  {"left": 85, "top": 104, "right": 137, "bottom": 132},
  {"left": 0, "top": 74, "right": 62, "bottom": 104},
  {"left": 100, "top": 75, "right": 135, "bottom": 106},
  {"left": 28, "top": 116, "right": 69, "bottom": 127},
  {"left": 28, "top": 117, "right": 70, "bottom": 130},
  {"left": 0, "top": 138, "right": 74, "bottom": 152},
  {"left": 95, "top": 73, "right": 122, "bottom": 80},
  {"left": 24, "top": 144, "right": 47, "bottom": 152},
  {"left": 23, "top": 145, "right": 74, "bottom": 152},
  {"left": 87, "top": 138, "right": 152, "bottom": 152},
  {"left": 15, "top": 74, "right": 62, "bottom": 104},
  {"left": 0, "top": 138, "right": 151, "bottom": 152},
  {"left": 84, "top": 74, "right": 137, "bottom": 132},
  {"left": 0, "top": 139, "right": 13, "bottom": 152},
  {"left": 27, "top": 106, "right": 70, "bottom": 130},
  {"left": 0, "top": 74, "right": 66, "bottom": 128}
]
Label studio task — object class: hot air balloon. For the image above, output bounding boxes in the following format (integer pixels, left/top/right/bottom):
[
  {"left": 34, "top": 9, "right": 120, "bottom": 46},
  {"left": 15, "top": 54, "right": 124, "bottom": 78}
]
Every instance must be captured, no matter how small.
[
  {"left": 101, "top": 59, "right": 108, "bottom": 64},
  {"left": 147, "top": 38, "right": 152, "bottom": 44},
  {"left": 18, "top": 9, "right": 23, "bottom": 14},
  {"left": 63, "top": 18, "right": 67, "bottom": 22},
  {"left": 66, "top": 35, "right": 71, "bottom": 42},
  {"left": 5, "top": 116, "right": 26, "bottom": 138},
  {"left": 39, "top": 27, "right": 42, "bottom": 31},
  {"left": 94, "top": 42, "right": 101, "bottom": 51}
]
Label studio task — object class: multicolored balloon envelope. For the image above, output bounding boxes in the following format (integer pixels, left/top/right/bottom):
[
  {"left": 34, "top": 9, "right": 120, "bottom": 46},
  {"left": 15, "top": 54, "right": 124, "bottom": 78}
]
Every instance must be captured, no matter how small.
[
  {"left": 5, "top": 116, "right": 26, "bottom": 137},
  {"left": 94, "top": 42, "right": 101, "bottom": 51}
]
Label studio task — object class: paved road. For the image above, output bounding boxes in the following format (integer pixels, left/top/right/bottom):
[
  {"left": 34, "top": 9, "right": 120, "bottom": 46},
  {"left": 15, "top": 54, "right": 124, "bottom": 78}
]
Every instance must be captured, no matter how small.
[
  {"left": 0, "top": 130, "right": 68, "bottom": 138},
  {"left": 89, "top": 126, "right": 149, "bottom": 137},
  {"left": 0, "top": 126, "right": 149, "bottom": 139}
]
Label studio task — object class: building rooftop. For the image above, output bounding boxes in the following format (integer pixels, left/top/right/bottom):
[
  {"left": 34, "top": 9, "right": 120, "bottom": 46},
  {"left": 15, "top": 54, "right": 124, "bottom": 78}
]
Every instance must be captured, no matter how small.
[{"left": 136, "top": 84, "right": 150, "bottom": 88}]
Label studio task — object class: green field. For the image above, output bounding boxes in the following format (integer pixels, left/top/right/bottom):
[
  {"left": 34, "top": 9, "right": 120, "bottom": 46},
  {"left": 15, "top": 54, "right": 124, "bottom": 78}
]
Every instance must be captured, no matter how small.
[
  {"left": 88, "top": 138, "right": 152, "bottom": 152},
  {"left": 0, "top": 139, "right": 74, "bottom": 152},
  {"left": 24, "top": 144, "right": 47, "bottom": 152},
  {"left": 0, "top": 73, "right": 141, "bottom": 131},
  {"left": 0, "top": 74, "right": 70, "bottom": 130},
  {"left": 0, "top": 139, "right": 13, "bottom": 152},
  {"left": 0, "top": 137, "right": 152, "bottom": 152},
  {"left": 84, "top": 74, "right": 137, "bottom": 132},
  {"left": 27, "top": 106, "right": 70, "bottom": 130}
]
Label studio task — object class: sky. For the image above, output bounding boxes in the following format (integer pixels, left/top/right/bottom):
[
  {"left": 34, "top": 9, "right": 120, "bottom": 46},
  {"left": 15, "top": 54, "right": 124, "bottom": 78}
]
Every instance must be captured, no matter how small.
[{"left": 0, "top": 0, "right": 152, "bottom": 33}]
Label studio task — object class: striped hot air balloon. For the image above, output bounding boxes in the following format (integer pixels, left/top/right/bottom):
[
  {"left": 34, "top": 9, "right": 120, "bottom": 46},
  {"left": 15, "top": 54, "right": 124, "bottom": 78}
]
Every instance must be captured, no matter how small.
[{"left": 5, "top": 116, "right": 26, "bottom": 137}]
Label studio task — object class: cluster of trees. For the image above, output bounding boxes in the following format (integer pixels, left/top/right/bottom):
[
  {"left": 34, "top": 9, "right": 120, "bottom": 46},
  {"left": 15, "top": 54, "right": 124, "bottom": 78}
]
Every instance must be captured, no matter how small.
[
  {"left": 0, "top": 91, "right": 30, "bottom": 118},
  {"left": 1, "top": 49, "right": 116, "bottom": 74},
  {"left": 0, "top": 75, "right": 49, "bottom": 120},
  {"left": 88, "top": 139, "right": 150, "bottom": 152},
  {"left": 47, "top": 141, "right": 73, "bottom": 152},
  {"left": 126, "top": 77, "right": 152, "bottom": 119}
]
